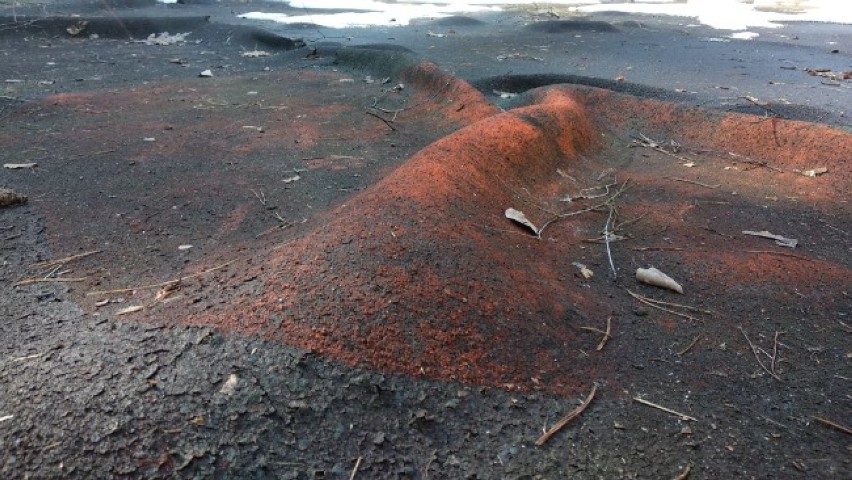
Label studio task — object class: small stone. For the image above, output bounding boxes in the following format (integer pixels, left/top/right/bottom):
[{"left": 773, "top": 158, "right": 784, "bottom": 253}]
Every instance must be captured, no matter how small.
[
  {"left": 372, "top": 432, "right": 386, "bottom": 445},
  {"left": 633, "top": 306, "right": 649, "bottom": 317}
]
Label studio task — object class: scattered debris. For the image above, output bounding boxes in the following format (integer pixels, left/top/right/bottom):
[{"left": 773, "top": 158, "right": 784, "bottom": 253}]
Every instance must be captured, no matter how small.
[
  {"left": 426, "top": 31, "right": 447, "bottom": 38},
  {"left": 572, "top": 262, "right": 594, "bottom": 279},
  {"left": 0, "top": 415, "right": 13, "bottom": 423},
  {"left": 496, "top": 53, "right": 543, "bottom": 62},
  {"left": 742, "top": 230, "right": 798, "bottom": 248},
  {"left": 631, "top": 133, "right": 692, "bottom": 163},
  {"left": 66, "top": 21, "right": 87, "bottom": 36},
  {"left": 116, "top": 305, "right": 144, "bottom": 316},
  {"left": 87, "top": 260, "right": 235, "bottom": 296},
  {"left": 141, "top": 32, "right": 191, "bottom": 46},
  {"left": 801, "top": 167, "right": 827, "bottom": 177},
  {"left": 241, "top": 50, "right": 271, "bottom": 58},
  {"left": 282, "top": 174, "right": 301, "bottom": 184},
  {"left": 535, "top": 384, "right": 598, "bottom": 446},
  {"left": 804, "top": 68, "right": 852, "bottom": 81},
  {"left": 505, "top": 208, "right": 541, "bottom": 237},
  {"left": 674, "top": 464, "right": 692, "bottom": 480},
  {"left": 636, "top": 267, "right": 684, "bottom": 294},
  {"left": 632, "top": 396, "right": 697, "bottom": 422},
  {"left": 178, "top": 244, "right": 193, "bottom": 251},
  {"left": 3, "top": 163, "right": 37, "bottom": 169},
  {"left": 0, "top": 188, "right": 27, "bottom": 208},
  {"left": 199, "top": 69, "right": 213, "bottom": 78},
  {"left": 738, "top": 327, "right": 783, "bottom": 381}
]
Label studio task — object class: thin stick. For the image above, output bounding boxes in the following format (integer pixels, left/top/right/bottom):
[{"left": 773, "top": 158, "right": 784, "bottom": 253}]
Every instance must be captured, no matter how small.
[
  {"left": 86, "top": 260, "right": 235, "bottom": 296},
  {"left": 813, "top": 416, "right": 852, "bottom": 435},
  {"left": 592, "top": 317, "right": 613, "bottom": 351},
  {"left": 604, "top": 207, "right": 617, "bottom": 277},
  {"left": 737, "top": 327, "right": 782, "bottom": 381},
  {"left": 769, "top": 331, "right": 782, "bottom": 376},
  {"left": 677, "top": 334, "right": 703, "bottom": 356},
  {"left": 631, "top": 246, "right": 685, "bottom": 252},
  {"left": 664, "top": 177, "right": 720, "bottom": 189},
  {"left": 349, "top": 457, "right": 362, "bottom": 480},
  {"left": 14, "top": 277, "right": 87, "bottom": 286},
  {"left": 746, "top": 250, "right": 811, "bottom": 261},
  {"left": 365, "top": 110, "right": 396, "bottom": 131},
  {"left": 628, "top": 291, "right": 712, "bottom": 314},
  {"left": 674, "top": 465, "right": 692, "bottom": 480},
  {"left": 626, "top": 290, "right": 703, "bottom": 322},
  {"left": 31, "top": 250, "right": 101, "bottom": 269},
  {"left": 632, "top": 397, "right": 697, "bottom": 422},
  {"left": 535, "top": 384, "right": 597, "bottom": 446}
]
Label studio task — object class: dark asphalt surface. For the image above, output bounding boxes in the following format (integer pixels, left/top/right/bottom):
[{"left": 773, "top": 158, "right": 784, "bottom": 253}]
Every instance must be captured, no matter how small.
[{"left": 2, "top": 0, "right": 850, "bottom": 127}]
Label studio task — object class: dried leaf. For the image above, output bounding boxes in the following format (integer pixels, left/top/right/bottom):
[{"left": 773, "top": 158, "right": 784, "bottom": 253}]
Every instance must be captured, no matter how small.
[
  {"left": 505, "top": 208, "right": 540, "bottom": 237},
  {"left": 802, "top": 167, "right": 828, "bottom": 177},
  {"left": 742, "top": 230, "right": 798, "bottom": 248},
  {"left": 116, "top": 305, "right": 144, "bottom": 315},
  {"left": 636, "top": 267, "right": 684, "bottom": 294},
  {"left": 219, "top": 373, "right": 238, "bottom": 395},
  {"left": 572, "top": 262, "right": 594, "bottom": 279}
]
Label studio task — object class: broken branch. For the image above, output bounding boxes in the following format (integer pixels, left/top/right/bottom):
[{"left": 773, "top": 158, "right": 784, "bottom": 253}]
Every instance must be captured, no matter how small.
[
  {"left": 813, "top": 416, "right": 852, "bottom": 435},
  {"left": 535, "top": 384, "right": 598, "bottom": 446},
  {"left": 31, "top": 250, "right": 101, "bottom": 269},
  {"left": 677, "top": 334, "right": 703, "bottom": 356},
  {"left": 663, "top": 177, "right": 720, "bottom": 189},
  {"left": 14, "top": 277, "right": 87, "bottom": 286},
  {"left": 627, "top": 289, "right": 705, "bottom": 322},
  {"left": 632, "top": 396, "right": 697, "bottom": 422},
  {"left": 87, "top": 260, "right": 235, "bottom": 296},
  {"left": 737, "top": 327, "right": 782, "bottom": 381}
]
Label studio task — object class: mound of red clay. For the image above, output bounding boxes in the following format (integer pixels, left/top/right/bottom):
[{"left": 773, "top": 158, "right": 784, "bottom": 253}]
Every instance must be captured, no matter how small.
[
  {"left": 6, "top": 61, "right": 849, "bottom": 397},
  {"left": 181, "top": 85, "right": 850, "bottom": 396}
]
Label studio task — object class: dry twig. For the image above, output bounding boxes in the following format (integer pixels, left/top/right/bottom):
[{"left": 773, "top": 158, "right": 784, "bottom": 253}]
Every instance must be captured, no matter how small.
[
  {"left": 673, "top": 464, "right": 692, "bottom": 480},
  {"left": 677, "top": 334, "right": 703, "bottom": 356},
  {"left": 627, "top": 289, "right": 706, "bottom": 322},
  {"left": 535, "top": 384, "right": 598, "bottom": 446},
  {"left": 87, "top": 260, "right": 235, "bottom": 296},
  {"left": 632, "top": 397, "right": 697, "bottom": 422},
  {"left": 31, "top": 250, "right": 101, "bottom": 269},
  {"left": 349, "top": 456, "right": 362, "bottom": 480},
  {"left": 738, "top": 327, "right": 783, "bottom": 381},
  {"left": 580, "top": 317, "right": 613, "bottom": 351},
  {"left": 813, "top": 416, "right": 852, "bottom": 435},
  {"left": 14, "top": 277, "right": 87, "bottom": 286},
  {"left": 663, "top": 177, "right": 720, "bottom": 189}
]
